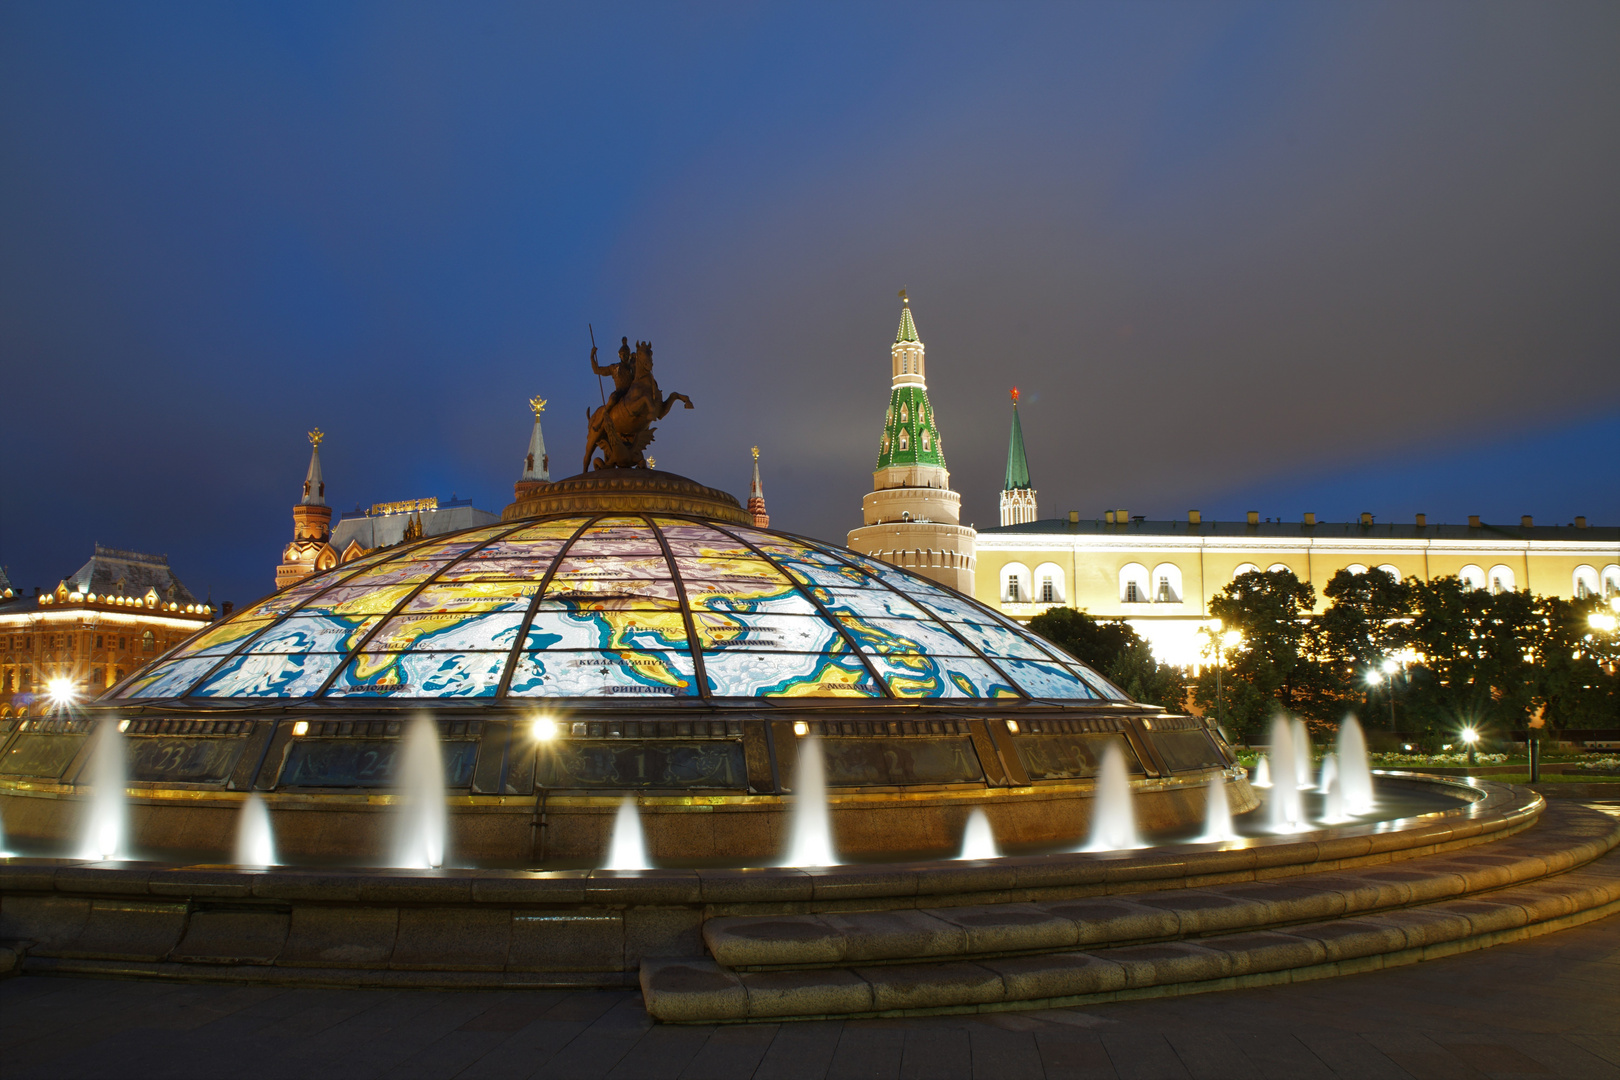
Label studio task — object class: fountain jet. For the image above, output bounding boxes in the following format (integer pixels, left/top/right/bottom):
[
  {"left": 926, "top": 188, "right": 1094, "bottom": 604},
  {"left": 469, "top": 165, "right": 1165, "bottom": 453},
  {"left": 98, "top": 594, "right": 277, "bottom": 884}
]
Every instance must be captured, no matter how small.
[
  {"left": 1267, "top": 715, "right": 1305, "bottom": 832},
  {"left": 1317, "top": 752, "right": 1339, "bottom": 795},
  {"left": 784, "top": 735, "right": 836, "bottom": 866},
  {"left": 234, "top": 793, "right": 277, "bottom": 866},
  {"left": 958, "top": 808, "right": 999, "bottom": 860},
  {"left": 79, "top": 717, "right": 127, "bottom": 860},
  {"left": 1336, "top": 714, "right": 1376, "bottom": 815},
  {"left": 1199, "top": 773, "right": 1238, "bottom": 842},
  {"left": 1291, "top": 717, "right": 1314, "bottom": 790},
  {"left": 1084, "top": 743, "right": 1140, "bottom": 851},
  {"left": 605, "top": 797, "right": 651, "bottom": 870},
  {"left": 392, "top": 716, "right": 447, "bottom": 869},
  {"left": 1252, "top": 754, "right": 1272, "bottom": 788}
]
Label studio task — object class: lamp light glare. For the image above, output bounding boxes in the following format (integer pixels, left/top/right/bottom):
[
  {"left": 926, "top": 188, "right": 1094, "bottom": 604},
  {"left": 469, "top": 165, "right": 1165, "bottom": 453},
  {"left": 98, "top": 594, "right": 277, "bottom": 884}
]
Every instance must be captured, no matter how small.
[
  {"left": 531, "top": 717, "right": 557, "bottom": 741},
  {"left": 793, "top": 721, "right": 809, "bottom": 737},
  {"left": 292, "top": 721, "right": 309, "bottom": 736},
  {"left": 1005, "top": 720, "right": 1020, "bottom": 734},
  {"left": 1381, "top": 658, "right": 1398, "bottom": 674},
  {"left": 1461, "top": 727, "right": 1480, "bottom": 745},
  {"left": 47, "top": 678, "right": 76, "bottom": 707}
]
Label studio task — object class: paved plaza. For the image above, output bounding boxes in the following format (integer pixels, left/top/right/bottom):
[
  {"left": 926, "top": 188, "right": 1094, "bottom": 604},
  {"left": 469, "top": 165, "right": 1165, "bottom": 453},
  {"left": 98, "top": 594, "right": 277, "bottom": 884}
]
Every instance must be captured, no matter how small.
[{"left": 1, "top": 913, "right": 1615, "bottom": 1080}]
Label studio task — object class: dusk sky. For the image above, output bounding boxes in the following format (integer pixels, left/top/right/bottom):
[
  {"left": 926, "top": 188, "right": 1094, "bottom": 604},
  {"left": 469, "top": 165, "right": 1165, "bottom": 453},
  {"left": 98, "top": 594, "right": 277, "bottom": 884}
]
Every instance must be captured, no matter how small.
[{"left": 3, "top": 2, "right": 1617, "bottom": 610}]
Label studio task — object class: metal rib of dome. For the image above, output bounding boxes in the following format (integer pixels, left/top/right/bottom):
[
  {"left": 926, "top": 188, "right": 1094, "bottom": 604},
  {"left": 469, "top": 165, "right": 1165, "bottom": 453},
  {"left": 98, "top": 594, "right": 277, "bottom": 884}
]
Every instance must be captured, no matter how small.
[{"left": 117, "top": 516, "right": 1129, "bottom": 703}]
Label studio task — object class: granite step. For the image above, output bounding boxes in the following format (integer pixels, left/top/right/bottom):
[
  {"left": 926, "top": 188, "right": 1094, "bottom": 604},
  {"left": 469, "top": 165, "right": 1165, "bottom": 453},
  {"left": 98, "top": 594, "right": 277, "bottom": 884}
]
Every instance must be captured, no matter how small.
[
  {"left": 643, "top": 843, "right": 1620, "bottom": 1022},
  {"left": 701, "top": 801, "right": 1620, "bottom": 971}
]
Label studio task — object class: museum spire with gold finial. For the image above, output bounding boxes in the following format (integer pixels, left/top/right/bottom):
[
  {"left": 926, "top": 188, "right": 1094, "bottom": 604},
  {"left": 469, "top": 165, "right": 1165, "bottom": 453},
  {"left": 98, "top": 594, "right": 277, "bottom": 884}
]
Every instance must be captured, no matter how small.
[
  {"left": 276, "top": 429, "right": 339, "bottom": 590},
  {"left": 748, "top": 446, "right": 769, "bottom": 528},
  {"left": 847, "top": 292, "right": 976, "bottom": 592},
  {"left": 515, "top": 396, "right": 552, "bottom": 501}
]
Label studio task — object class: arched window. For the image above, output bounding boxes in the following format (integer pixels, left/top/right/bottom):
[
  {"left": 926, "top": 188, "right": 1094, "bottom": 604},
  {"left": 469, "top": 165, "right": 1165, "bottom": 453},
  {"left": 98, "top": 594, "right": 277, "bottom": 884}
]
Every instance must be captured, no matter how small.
[
  {"left": 1488, "top": 565, "right": 1515, "bottom": 594},
  {"left": 921, "top": 429, "right": 931, "bottom": 452},
  {"left": 1002, "top": 562, "right": 1031, "bottom": 604},
  {"left": 1151, "top": 563, "right": 1183, "bottom": 603},
  {"left": 141, "top": 631, "right": 156, "bottom": 652},
  {"left": 1344, "top": 563, "right": 1368, "bottom": 576},
  {"left": 1458, "top": 565, "right": 1487, "bottom": 591},
  {"left": 1231, "top": 563, "right": 1261, "bottom": 580},
  {"left": 899, "top": 402, "right": 908, "bottom": 424},
  {"left": 1603, "top": 565, "right": 1620, "bottom": 598},
  {"left": 898, "top": 429, "right": 909, "bottom": 451},
  {"left": 1035, "top": 562, "right": 1065, "bottom": 604},
  {"left": 1376, "top": 564, "right": 1401, "bottom": 580},
  {"left": 1120, "top": 563, "right": 1150, "bottom": 603},
  {"left": 1266, "top": 563, "right": 1291, "bottom": 574},
  {"left": 1573, "top": 565, "right": 1600, "bottom": 599}
]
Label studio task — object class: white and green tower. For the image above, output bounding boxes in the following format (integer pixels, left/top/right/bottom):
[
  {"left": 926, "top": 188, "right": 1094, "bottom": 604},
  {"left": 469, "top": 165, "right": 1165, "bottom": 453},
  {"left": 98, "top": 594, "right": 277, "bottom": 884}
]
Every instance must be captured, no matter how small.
[
  {"left": 999, "top": 388, "right": 1037, "bottom": 526},
  {"left": 847, "top": 292, "right": 976, "bottom": 593}
]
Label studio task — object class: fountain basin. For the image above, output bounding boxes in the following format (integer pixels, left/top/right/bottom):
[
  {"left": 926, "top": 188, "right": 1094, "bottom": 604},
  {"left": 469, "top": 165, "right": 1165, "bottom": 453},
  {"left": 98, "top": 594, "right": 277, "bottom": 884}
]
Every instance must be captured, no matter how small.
[
  {"left": 0, "top": 775, "right": 1550, "bottom": 990},
  {"left": 0, "top": 712, "right": 1250, "bottom": 865}
]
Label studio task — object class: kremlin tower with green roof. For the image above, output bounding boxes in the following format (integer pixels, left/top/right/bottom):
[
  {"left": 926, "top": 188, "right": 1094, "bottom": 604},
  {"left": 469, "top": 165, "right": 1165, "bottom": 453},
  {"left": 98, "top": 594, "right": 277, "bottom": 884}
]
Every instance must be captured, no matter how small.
[
  {"left": 847, "top": 292, "right": 977, "bottom": 593},
  {"left": 999, "top": 388, "right": 1038, "bottom": 526}
]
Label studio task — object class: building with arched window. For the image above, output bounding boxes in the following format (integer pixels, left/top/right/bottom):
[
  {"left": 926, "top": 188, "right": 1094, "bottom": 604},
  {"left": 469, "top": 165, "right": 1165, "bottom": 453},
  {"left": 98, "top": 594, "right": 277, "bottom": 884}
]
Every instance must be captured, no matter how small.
[
  {"left": 0, "top": 547, "right": 214, "bottom": 715},
  {"left": 975, "top": 511, "right": 1620, "bottom": 667}
]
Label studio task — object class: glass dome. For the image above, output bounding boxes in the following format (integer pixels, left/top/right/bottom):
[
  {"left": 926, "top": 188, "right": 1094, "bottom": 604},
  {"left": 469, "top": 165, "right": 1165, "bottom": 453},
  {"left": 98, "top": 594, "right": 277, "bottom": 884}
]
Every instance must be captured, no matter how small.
[{"left": 118, "top": 515, "right": 1128, "bottom": 704}]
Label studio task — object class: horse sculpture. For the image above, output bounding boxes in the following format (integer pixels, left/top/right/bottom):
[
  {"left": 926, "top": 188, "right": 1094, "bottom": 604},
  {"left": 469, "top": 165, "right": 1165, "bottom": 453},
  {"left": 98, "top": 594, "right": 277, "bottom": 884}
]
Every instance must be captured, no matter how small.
[{"left": 583, "top": 339, "right": 693, "bottom": 471}]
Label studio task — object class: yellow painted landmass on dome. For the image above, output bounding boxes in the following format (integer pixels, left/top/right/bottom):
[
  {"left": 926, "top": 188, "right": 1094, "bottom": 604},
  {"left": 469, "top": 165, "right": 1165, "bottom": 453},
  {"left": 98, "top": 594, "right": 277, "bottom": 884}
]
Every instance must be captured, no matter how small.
[{"left": 774, "top": 661, "right": 879, "bottom": 697}]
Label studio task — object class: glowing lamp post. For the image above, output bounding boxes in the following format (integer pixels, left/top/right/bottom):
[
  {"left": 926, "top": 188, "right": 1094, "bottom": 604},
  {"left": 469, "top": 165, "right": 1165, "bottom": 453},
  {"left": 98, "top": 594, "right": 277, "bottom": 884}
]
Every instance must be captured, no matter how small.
[{"left": 1461, "top": 726, "right": 1480, "bottom": 768}]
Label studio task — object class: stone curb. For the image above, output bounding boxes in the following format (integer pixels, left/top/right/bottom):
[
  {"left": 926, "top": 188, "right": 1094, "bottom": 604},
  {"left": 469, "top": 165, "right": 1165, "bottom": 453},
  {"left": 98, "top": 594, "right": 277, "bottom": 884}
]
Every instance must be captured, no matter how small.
[
  {"left": 642, "top": 848, "right": 1620, "bottom": 1022},
  {"left": 702, "top": 801, "right": 1619, "bottom": 969}
]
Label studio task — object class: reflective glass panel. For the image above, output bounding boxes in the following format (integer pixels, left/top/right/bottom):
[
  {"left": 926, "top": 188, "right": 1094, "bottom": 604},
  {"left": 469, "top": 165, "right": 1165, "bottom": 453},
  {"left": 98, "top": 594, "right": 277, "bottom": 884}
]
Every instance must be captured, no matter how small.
[
  {"left": 700, "top": 651, "right": 882, "bottom": 697},
  {"left": 526, "top": 609, "right": 689, "bottom": 651},
  {"left": 120, "top": 656, "right": 225, "bottom": 698},
  {"left": 509, "top": 649, "right": 699, "bottom": 698},
  {"left": 365, "top": 611, "right": 529, "bottom": 653},
  {"left": 693, "top": 612, "right": 844, "bottom": 652},
  {"left": 837, "top": 615, "right": 973, "bottom": 656},
  {"left": 403, "top": 582, "right": 537, "bottom": 614},
  {"left": 866, "top": 653, "right": 1017, "bottom": 699},
  {"left": 191, "top": 653, "right": 345, "bottom": 698},
  {"left": 815, "top": 588, "right": 932, "bottom": 620},
  {"left": 998, "top": 658, "right": 1098, "bottom": 699},
  {"left": 243, "top": 615, "right": 382, "bottom": 655},
  {"left": 327, "top": 651, "right": 509, "bottom": 698}
]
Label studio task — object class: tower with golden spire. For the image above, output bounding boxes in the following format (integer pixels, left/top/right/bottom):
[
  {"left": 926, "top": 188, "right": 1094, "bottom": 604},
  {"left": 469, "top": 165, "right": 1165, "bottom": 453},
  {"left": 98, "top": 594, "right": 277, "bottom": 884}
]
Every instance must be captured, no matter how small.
[
  {"left": 276, "top": 429, "right": 340, "bottom": 590},
  {"left": 846, "top": 292, "right": 976, "bottom": 592},
  {"left": 515, "top": 396, "right": 552, "bottom": 501},
  {"left": 747, "top": 446, "right": 769, "bottom": 528}
]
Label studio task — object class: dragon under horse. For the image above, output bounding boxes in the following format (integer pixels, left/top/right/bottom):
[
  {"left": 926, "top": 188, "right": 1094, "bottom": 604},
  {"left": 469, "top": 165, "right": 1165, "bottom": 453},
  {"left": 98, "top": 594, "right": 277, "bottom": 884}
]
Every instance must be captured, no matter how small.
[{"left": 582, "top": 339, "right": 693, "bottom": 471}]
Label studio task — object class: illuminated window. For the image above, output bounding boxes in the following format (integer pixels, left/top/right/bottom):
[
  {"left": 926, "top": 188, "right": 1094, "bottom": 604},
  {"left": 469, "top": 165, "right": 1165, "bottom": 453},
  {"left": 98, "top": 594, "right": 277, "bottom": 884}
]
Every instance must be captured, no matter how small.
[
  {"left": 141, "top": 631, "right": 156, "bottom": 653},
  {"left": 1008, "top": 577, "right": 1021, "bottom": 602},
  {"left": 898, "top": 429, "right": 909, "bottom": 451},
  {"left": 1041, "top": 577, "right": 1054, "bottom": 603}
]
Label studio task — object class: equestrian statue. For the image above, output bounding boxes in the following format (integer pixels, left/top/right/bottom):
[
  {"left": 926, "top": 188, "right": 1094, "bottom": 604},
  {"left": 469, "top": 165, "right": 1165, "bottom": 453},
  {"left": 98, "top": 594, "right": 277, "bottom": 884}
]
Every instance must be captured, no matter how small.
[{"left": 583, "top": 337, "right": 693, "bottom": 471}]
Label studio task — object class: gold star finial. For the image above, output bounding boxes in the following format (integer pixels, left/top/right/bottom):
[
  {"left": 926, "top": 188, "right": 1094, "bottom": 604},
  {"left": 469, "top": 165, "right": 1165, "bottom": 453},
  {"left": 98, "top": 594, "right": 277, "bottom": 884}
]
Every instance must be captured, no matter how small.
[
  {"left": 308, "top": 428, "right": 324, "bottom": 449},
  {"left": 751, "top": 445, "right": 759, "bottom": 461},
  {"left": 529, "top": 396, "right": 547, "bottom": 416},
  {"left": 898, "top": 288, "right": 908, "bottom": 303}
]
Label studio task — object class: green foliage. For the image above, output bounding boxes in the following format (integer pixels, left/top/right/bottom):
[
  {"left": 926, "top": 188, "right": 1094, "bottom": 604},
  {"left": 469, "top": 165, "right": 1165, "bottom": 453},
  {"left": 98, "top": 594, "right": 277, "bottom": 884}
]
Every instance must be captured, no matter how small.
[
  {"left": 1105, "top": 636, "right": 1188, "bottom": 713},
  {"left": 1530, "top": 595, "right": 1620, "bottom": 728},
  {"left": 1192, "top": 569, "right": 1325, "bottom": 736},
  {"left": 1028, "top": 607, "right": 1187, "bottom": 712},
  {"left": 1027, "top": 607, "right": 1137, "bottom": 672},
  {"left": 1395, "top": 578, "right": 1536, "bottom": 734}
]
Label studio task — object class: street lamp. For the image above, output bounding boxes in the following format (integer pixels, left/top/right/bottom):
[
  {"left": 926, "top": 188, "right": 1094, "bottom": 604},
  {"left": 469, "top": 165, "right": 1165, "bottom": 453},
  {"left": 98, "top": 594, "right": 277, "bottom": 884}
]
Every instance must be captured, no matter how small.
[
  {"left": 1210, "top": 621, "right": 1242, "bottom": 733},
  {"left": 1461, "top": 725, "right": 1480, "bottom": 768}
]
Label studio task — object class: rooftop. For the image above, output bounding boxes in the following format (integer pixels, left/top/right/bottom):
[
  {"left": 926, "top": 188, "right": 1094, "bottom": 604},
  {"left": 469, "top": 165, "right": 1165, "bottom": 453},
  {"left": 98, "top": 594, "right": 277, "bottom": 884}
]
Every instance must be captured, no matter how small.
[{"left": 980, "top": 517, "right": 1620, "bottom": 543}]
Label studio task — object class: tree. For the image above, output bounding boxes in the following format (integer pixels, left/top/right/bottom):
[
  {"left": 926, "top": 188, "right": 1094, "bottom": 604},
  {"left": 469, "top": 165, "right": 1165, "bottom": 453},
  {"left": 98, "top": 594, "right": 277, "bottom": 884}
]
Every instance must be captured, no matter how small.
[
  {"left": 1314, "top": 567, "right": 1412, "bottom": 725},
  {"left": 1027, "top": 607, "right": 1188, "bottom": 712},
  {"left": 1529, "top": 595, "right": 1620, "bottom": 729},
  {"left": 1105, "top": 636, "right": 1189, "bottom": 713},
  {"left": 1396, "top": 577, "right": 1537, "bottom": 735},
  {"left": 1027, "top": 607, "right": 1137, "bottom": 673},
  {"left": 1193, "top": 569, "right": 1323, "bottom": 736}
]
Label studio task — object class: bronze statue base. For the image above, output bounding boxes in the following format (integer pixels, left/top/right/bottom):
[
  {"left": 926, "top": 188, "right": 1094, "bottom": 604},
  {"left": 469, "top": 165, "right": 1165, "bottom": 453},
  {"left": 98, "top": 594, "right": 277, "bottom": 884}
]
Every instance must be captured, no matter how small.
[{"left": 502, "top": 469, "right": 753, "bottom": 525}]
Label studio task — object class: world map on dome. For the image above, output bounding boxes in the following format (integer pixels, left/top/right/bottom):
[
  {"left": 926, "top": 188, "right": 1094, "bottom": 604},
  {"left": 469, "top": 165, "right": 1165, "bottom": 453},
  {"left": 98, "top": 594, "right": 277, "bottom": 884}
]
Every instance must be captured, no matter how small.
[{"left": 118, "top": 517, "right": 1130, "bottom": 703}]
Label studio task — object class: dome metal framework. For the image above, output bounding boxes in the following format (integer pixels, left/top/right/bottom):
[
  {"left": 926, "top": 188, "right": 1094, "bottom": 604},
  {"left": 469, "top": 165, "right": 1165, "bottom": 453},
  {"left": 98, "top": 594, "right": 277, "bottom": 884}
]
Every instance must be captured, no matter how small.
[{"left": 117, "top": 515, "right": 1129, "bottom": 706}]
